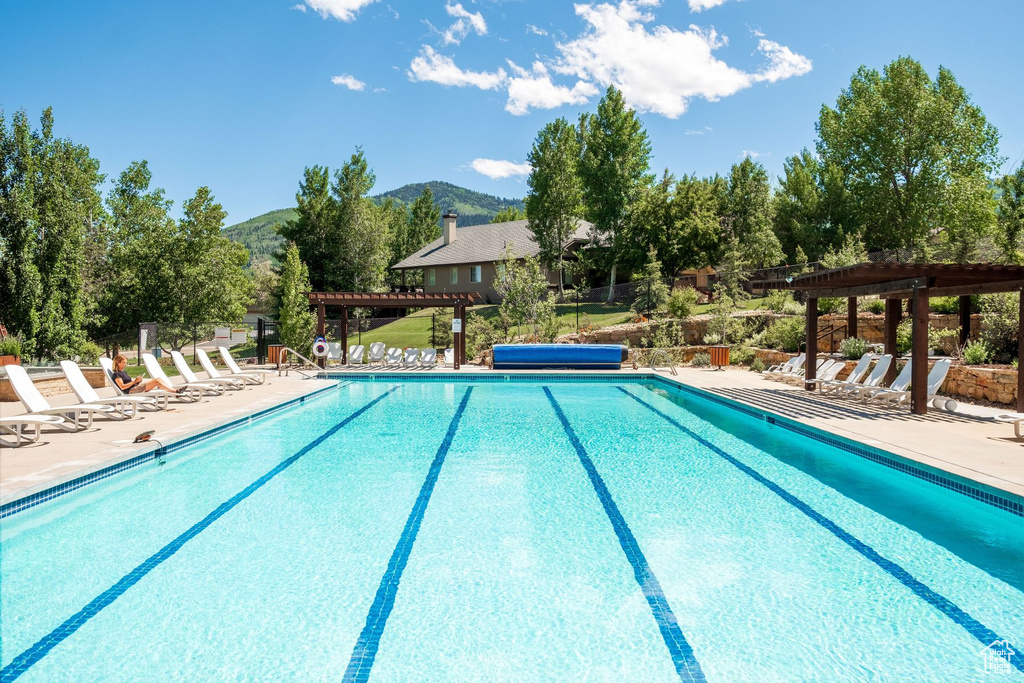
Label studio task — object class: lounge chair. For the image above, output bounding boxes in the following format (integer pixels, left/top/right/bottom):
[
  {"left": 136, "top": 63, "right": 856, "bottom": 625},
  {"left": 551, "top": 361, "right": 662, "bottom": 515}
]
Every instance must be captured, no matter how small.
[
  {"left": 801, "top": 360, "right": 846, "bottom": 390},
  {"left": 100, "top": 357, "right": 200, "bottom": 403},
  {"left": 403, "top": 348, "right": 419, "bottom": 367},
  {"left": 171, "top": 351, "right": 244, "bottom": 391},
  {"left": 327, "top": 342, "right": 343, "bottom": 365},
  {"left": 385, "top": 347, "right": 403, "bottom": 365},
  {"left": 443, "top": 348, "right": 454, "bottom": 367},
  {"left": 994, "top": 412, "right": 1024, "bottom": 437},
  {"left": 827, "top": 355, "right": 893, "bottom": 398},
  {"left": 857, "top": 359, "right": 912, "bottom": 402},
  {"left": 367, "top": 342, "right": 386, "bottom": 366},
  {"left": 218, "top": 347, "right": 272, "bottom": 383},
  {"left": 819, "top": 353, "right": 874, "bottom": 394},
  {"left": 771, "top": 357, "right": 823, "bottom": 383},
  {"left": 348, "top": 345, "right": 365, "bottom": 365},
  {"left": 0, "top": 415, "right": 69, "bottom": 447},
  {"left": 783, "top": 358, "right": 836, "bottom": 385},
  {"left": 875, "top": 359, "right": 955, "bottom": 410},
  {"left": 764, "top": 354, "right": 804, "bottom": 379},
  {"left": 144, "top": 353, "right": 223, "bottom": 396},
  {"left": 420, "top": 348, "right": 437, "bottom": 367},
  {"left": 60, "top": 360, "right": 159, "bottom": 417},
  {"left": 196, "top": 348, "right": 262, "bottom": 387},
  {"left": 5, "top": 364, "right": 116, "bottom": 430}
]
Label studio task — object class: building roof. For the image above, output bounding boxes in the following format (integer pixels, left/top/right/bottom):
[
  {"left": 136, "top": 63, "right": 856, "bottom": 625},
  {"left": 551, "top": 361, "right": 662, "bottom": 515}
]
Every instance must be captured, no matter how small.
[{"left": 391, "top": 218, "right": 593, "bottom": 270}]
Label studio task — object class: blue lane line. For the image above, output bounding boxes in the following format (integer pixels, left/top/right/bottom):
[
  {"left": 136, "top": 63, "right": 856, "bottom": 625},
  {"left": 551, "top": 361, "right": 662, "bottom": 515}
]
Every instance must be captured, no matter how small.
[
  {"left": 0, "top": 387, "right": 399, "bottom": 683},
  {"left": 343, "top": 387, "right": 474, "bottom": 682},
  {"left": 543, "top": 387, "right": 707, "bottom": 683},
  {"left": 619, "top": 386, "right": 1024, "bottom": 674}
]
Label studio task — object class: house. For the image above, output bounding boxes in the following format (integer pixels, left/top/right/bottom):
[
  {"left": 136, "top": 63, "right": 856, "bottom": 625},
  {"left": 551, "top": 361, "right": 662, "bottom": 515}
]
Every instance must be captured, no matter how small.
[{"left": 391, "top": 213, "right": 593, "bottom": 303}]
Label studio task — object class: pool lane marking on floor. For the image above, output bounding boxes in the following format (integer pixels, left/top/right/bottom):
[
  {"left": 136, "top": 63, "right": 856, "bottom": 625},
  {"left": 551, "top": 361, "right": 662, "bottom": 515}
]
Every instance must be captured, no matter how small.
[
  {"left": 543, "top": 387, "right": 707, "bottom": 683},
  {"left": 619, "top": 386, "right": 1024, "bottom": 674},
  {"left": 343, "top": 387, "right": 473, "bottom": 683},
  {"left": 0, "top": 386, "right": 400, "bottom": 683}
]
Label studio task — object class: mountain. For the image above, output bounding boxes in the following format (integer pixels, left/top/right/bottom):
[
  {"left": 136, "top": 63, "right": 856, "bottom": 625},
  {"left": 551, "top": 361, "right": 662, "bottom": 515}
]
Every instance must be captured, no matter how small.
[{"left": 222, "top": 182, "right": 523, "bottom": 265}]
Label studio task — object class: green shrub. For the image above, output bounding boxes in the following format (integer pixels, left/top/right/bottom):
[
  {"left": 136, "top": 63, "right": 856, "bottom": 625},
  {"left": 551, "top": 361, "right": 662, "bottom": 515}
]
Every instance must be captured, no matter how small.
[
  {"left": 817, "top": 297, "right": 844, "bottom": 315},
  {"left": 749, "top": 357, "right": 765, "bottom": 373},
  {"left": 863, "top": 298, "right": 886, "bottom": 314},
  {"left": 730, "top": 345, "right": 756, "bottom": 365},
  {"left": 432, "top": 311, "right": 454, "bottom": 349},
  {"left": 706, "top": 294, "right": 744, "bottom": 344},
  {"left": 691, "top": 352, "right": 711, "bottom": 367},
  {"left": 465, "top": 313, "right": 499, "bottom": 358},
  {"left": 838, "top": 336, "right": 870, "bottom": 360},
  {"left": 897, "top": 318, "right": 913, "bottom": 354},
  {"left": 981, "top": 293, "right": 1018, "bottom": 356},
  {"left": 667, "top": 286, "right": 700, "bottom": 320},
  {"left": 930, "top": 296, "right": 960, "bottom": 314},
  {"left": 962, "top": 339, "right": 992, "bottom": 365},
  {"left": 763, "top": 290, "right": 793, "bottom": 314},
  {"left": 0, "top": 337, "right": 22, "bottom": 356},
  {"left": 702, "top": 332, "right": 722, "bottom": 345},
  {"left": 762, "top": 316, "right": 805, "bottom": 352},
  {"left": 782, "top": 300, "right": 805, "bottom": 316},
  {"left": 928, "top": 326, "right": 960, "bottom": 355},
  {"left": 653, "top": 321, "right": 686, "bottom": 348},
  {"left": 78, "top": 341, "right": 103, "bottom": 364}
]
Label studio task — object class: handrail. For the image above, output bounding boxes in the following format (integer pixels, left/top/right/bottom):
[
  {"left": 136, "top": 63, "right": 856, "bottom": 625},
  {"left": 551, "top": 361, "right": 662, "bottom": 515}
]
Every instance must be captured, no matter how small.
[
  {"left": 277, "top": 347, "right": 321, "bottom": 378},
  {"left": 817, "top": 324, "right": 847, "bottom": 353},
  {"left": 649, "top": 349, "right": 678, "bottom": 376}
]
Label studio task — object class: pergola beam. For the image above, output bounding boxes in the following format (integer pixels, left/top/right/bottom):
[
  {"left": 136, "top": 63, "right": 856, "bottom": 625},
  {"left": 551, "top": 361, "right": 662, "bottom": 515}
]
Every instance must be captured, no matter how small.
[
  {"left": 798, "top": 277, "right": 928, "bottom": 299},
  {"left": 881, "top": 279, "right": 1024, "bottom": 298}
]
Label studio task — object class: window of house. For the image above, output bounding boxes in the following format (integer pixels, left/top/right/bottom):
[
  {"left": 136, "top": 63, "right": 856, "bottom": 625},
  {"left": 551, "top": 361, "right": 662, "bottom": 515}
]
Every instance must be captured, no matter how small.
[
  {"left": 427, "top": 269, "right": 435, "bottom": 286},
  {"left": 450, "top": 267, "right": 459, "bottom": 284},
  {"left": 470, "top": 265, "right": 482, "bottom": 283}
]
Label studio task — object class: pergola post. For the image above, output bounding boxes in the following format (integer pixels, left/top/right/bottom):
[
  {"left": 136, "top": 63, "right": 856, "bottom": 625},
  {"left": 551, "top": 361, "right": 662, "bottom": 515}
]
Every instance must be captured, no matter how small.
[
  {"left": 1018, "top": 290, "right": 1024, "bottom": 412},
  {"left": 341, "top": 306, "right": 348, "bottom": 365},
  {"left": 959, "top": 295, "right": 971, "bottom": 347},
  {"left": 847, "top": 297, "right": 858, "bottom": 339},
  {"left": 911, "top": 287, "right": 929, "bottom": 415},
  {"left": 453, "top": 302, "right": 461, "bottom": 370},
  {"left": 458, "top": 303, "right": 467, "bottom": 367},
  {"left": 884, "top": 298, "right": 900, "bottom": 385},
  {"left": 804, "top": 297, "right": 818, "bottom": 390},
  {"left": 316, "top": 300, "right": 326, "bottom": 369}
]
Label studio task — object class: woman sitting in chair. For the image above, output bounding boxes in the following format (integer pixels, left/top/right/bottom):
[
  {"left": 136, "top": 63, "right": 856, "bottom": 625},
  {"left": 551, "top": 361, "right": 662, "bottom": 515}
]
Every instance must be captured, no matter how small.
[{"left": 111, "top": 354, "right": 183, "bottom": 394}]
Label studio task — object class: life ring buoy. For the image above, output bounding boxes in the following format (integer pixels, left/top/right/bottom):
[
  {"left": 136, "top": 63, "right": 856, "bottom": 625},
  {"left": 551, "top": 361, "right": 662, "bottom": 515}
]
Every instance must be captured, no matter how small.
[{"left": 312, "top": 337, "right": 329, "bottom": 358}]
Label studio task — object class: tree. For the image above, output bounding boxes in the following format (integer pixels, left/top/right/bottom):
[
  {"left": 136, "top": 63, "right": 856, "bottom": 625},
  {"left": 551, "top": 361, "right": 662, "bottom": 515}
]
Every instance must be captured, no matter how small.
[
  {"left": 494, "top": 248, "right": 551, "bottom": 339},
  {"left": 578, "top": 86, "right": 653, "bottom": 299},
  {"left": 996, "top": 161, "right": 1024, "bottom": 264},
  {"left": 631, "top": 249, "right": 670, "bottom": 318},
  {"left": 491, "top": 206, "right": 526, "bottom": 223},
  {"left": 251, "top": 260, "right": 280, "bottom": 316},
  {"left": 817, "top": 57, "right": 1001, "bottom": 255},
  {"left": 670, "top": 174, "right": 723, "bottom": 275},
  {"left": 773, "top": 150, "right": 851, "bottom": 261},
  {"left": 278, "top": 165, "right": 338, "bottom": 290},
  {"left": 408, "top": 185, "right": 441, "bottom": 253},
  {"left": 724, "top": 157, "right": 784, "bottom": 270},
  {"left": 380, "top": 198, "right": 411, "bottom": 287},
  {"left": 526, "top": 117, "right": 583, "bottom": 295},
  {"left": 277, "top": 243, "right": 316, "bottom": 356}
]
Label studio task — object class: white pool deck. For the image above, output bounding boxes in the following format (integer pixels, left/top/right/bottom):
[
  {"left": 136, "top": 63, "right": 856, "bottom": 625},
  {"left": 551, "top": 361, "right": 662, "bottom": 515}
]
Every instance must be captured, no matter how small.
[{"left": 1, "top": 364, "right": 1021, "bottom": 509}]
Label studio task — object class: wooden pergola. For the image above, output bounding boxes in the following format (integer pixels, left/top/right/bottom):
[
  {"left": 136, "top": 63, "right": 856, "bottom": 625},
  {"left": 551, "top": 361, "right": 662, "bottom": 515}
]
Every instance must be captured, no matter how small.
[
  {"left": 306, "top": 291, "right": 478, "bottom": 369},
  {"left": 764, "top": 263, "right": 1024, "bottom": 414}
]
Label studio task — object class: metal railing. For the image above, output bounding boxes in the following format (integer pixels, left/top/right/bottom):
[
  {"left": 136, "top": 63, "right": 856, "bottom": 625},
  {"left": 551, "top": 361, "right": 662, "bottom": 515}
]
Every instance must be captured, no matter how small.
[
  {"left": 277, "top": 347, "right": 321, "bottom": 378},
  {"left": 816, "top": 325, "right": 847, "bottom": 353},
  {"left": 648, "top": 349, "right": 678, "bottom": 376}
]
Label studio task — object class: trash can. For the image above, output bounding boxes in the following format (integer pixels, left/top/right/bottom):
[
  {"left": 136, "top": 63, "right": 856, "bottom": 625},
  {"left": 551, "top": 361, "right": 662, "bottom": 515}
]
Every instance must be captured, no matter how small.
[
  {"left": 268, "top": 344, "right": 286, "bottom": 365},
  {"left": 708, "top": 345, "right": 730, "bottom": 370}
]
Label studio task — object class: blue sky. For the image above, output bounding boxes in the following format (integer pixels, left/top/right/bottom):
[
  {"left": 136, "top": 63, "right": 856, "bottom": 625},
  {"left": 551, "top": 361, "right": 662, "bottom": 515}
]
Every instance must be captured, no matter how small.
[{"left": 2, "top": 0, "right": 1022, "bottom": 225}]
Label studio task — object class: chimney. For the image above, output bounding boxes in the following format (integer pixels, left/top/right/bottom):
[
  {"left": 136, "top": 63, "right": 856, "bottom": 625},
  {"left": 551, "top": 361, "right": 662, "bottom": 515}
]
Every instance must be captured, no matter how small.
[{"left": 443, "top": 213, "right": 458, "bottom": 245}]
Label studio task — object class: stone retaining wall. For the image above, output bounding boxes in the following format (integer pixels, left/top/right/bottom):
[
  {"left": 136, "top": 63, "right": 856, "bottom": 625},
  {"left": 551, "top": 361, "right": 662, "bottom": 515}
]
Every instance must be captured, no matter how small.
[{"left": 943, "top": 365, "right": 1017, "bottom": 405}]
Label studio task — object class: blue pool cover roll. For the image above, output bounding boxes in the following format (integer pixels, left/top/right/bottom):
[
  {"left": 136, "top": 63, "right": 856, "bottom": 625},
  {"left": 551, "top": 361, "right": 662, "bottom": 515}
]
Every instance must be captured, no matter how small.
[{"left": 492, "top": 344, "right": 627, "bottom": 370}]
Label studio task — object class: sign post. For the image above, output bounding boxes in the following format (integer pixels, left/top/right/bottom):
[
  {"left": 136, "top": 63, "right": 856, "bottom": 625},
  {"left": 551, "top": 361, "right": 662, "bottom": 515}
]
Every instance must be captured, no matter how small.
[{"left": 452, "top": 313, "right": 462, "bottom": 370}]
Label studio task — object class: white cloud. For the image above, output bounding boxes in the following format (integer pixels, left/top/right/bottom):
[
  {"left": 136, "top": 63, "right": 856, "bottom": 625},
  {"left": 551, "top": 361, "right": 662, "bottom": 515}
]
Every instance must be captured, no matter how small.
[
  {"left": 470, "top": 158, "right": 533, "bottom": 179},
  {"left": 685, "top": 126, "right": 713, "bottom": 135},
  {"left": 545, "top": 0, "right": 810, "bottom": 118},
  {"left": 407, "top": 46, "right": 507, "bottom": 89},
  {"left": 443, "top": 2, "right": 487, "bottom": 45},
  {"left": 741, "top": 149, "right": 762, "bottom": 158},
  {"left": 331, "top": 74, "right": 366, "bottom": 90},
  {"left": 291, "top": 3, "right": 308, "bottom": 12},
  {"left": 303, "top": 0, "right": 377, "bottom": 22},
  {"left": 527, "top": 24, "right": 548, "bottom": 36},
  {"left": 505, "top": 61, "right": 598, "bottom": 115},
  {"left": 688, "top": 0, "right": 730, "bottom": 11}
]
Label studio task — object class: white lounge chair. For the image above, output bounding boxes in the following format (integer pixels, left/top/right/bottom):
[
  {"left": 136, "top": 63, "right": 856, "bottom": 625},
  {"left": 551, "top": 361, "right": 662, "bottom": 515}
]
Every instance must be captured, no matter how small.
[
  {"left": 0, "top": 415, "right": 69, "bottom": 447},
  {"left": 819, "top": 353, "right": 874, "bottom": 394},
  {"left": 828, "top": 355, "right": 893, "bottom": 398},
  {"left": 783, "top": 358, "right": 836, "bottom": 385},
  {"left": 801, "top": 360, "right": 846, "bottom": 390},
  {"left": 765, "top": 353, "right": 804, "bottom": 377},
  {"left": 385, "top": 348, "right": 403, "bottom": 365},
  {"left": 348, "top": 345, "right": 365, "bottom": 365},
  {"left": 367, "top": 342, "right": 386, "bottom": 366},
  {"left": 326, "top": 342, "right": 343, "bottom": 365},
  {"left": 403, "top": 348, "right": 419, "bottom": 367},
  {"left": 196, "top": 348, "right": 262, "bottom": 387},
  {"left": 420, "top": 348, "right": 437, "bottom": 367},
  {"left": 771, "top": 357, "right": 823, "bottom": 383},
  {"left": 876, "top": 359, "right": 955, "bottom": 410},
  {"left": 61, "top": 360, "right": 159, "bottom": 417},
  {"left": 100, "top": 357, "right": 200, "bottom": 403},
  {"left": 144, "top": 353, "right": 223, "bottom": 396},
  {"left": 218, "top": 346, "right": 272, "bottom": 383},
  {"left": 5, "top": 364, "right": 116, "bottom": 430},
  {"left": 857, "top": 359, "right": 912, "bottom": 402},
  {"left": 171, "top": 351, "right": 244, "bottom": 391},
  {"left": 443, "top": 348, "right": 454, "bottom": 367}
]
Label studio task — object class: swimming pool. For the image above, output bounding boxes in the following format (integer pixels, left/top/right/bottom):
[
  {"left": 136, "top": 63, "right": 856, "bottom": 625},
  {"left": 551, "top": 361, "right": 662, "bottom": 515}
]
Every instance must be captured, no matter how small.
[{"left": 1, "top": 377, "right": 1022, "bottom": 681}]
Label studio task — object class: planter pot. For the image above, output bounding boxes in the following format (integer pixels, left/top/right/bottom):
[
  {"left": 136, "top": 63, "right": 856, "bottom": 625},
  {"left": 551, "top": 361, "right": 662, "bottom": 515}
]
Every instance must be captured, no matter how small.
[{"left": 0, "top": 355, "right": 21, "bottom": 366}]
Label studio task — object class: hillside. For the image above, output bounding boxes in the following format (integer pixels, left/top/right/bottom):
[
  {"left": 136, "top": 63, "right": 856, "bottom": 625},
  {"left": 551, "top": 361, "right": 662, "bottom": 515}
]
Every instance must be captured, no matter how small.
[{"left": 222, "top": 182, "right": 523, "bottom": 264}]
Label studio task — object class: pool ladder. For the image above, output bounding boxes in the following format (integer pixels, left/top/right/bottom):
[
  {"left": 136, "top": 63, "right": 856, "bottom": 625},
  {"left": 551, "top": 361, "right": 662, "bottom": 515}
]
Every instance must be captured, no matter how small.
[
  {"left": 649, "top": 349, "right": 678, "bottom": 376},
  {"left": 278, "top": 347, "right": 321, "bottom": 378}
]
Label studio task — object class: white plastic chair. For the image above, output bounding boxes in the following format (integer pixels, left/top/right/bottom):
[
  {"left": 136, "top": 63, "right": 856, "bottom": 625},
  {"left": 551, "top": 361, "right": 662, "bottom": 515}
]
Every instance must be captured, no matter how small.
[
  {"left": 443, "top": 348, "right": 455, "bottom": 366},
  {"left": 348, "top": 344, "right": 365, "bottom": 365},
  {"left": 101, "top": 357, "right": 200, "bottom": 402},
  {"left": 196, "top": 348, "right": 261, "bottom": 386},
  {"left": 764, "top": 353, "right": 803, "bottom": 377},
  {"left": 326, "top": 342, "right": 343, "bottom": 365},
  {"left": 419, "top": 348, "right": 437, "bottom": 367},
  {"left": 5, "top": 364, "right": 116, "bottom": 430},
  {"left": 0, "top": 415, "right": 69, "bottom": 447},
  {"left": 171, "top": 351, "right": 244, "bottom": 390},
  {"left": 819, "top": 353, "right": 874, "bottom": 394},
  {"left": 61, "top": 360, "right": 159, "bottom": 417},
  {"left": 876, "top": 359, "right": 955, "bottom": 410},
  {"left": 145, "top": 353, "right": 222, "bottom": 396},
  {"left": 218, "top": 346, "right": 273, "bottom": 381},
  {"left": 385, "top": 348, "right": 403, "bottom": 365},
  {"left": 858, "top": 359, "right": 913, "bottom": 402},
  {"left": 368, "top": 342, "right": 386, "bottom": 366},
  {"left": 403, "top": 348, "right": 419, "bottom": 367},
  {"left": 829, "top": 355, "right": 893, "bottom": 398}
]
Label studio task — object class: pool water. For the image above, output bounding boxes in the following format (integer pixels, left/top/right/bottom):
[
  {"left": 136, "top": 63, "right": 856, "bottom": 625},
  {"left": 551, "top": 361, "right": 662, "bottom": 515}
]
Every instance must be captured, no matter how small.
[{"left": 1, "top": 379, "right": 1022, "bottom": 681}]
